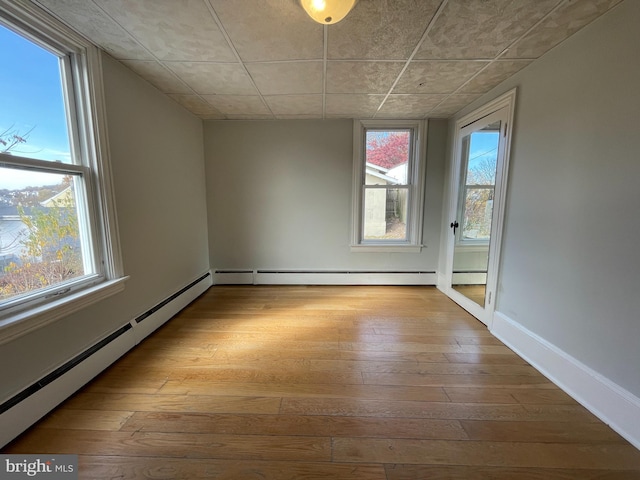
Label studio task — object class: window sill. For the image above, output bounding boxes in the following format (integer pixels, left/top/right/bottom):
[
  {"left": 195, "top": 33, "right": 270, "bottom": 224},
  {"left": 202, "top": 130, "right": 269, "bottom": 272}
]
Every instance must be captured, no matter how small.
[
  {"left": 0, "top": 276, "right": 128, "bottom": 345},
  {"left": 350, "top": 244, "right": 423, "bottom": 253}
]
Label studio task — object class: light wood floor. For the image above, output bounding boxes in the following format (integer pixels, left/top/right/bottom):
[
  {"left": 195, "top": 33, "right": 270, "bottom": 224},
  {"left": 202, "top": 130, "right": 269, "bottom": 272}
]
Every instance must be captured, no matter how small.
[{"left": 4, "top": 286, "right": 640, "bottom": 479}]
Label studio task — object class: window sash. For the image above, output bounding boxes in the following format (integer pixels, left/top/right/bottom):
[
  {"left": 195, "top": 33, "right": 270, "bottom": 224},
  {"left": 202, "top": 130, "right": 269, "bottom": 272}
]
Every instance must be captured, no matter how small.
[
  {"left": 0, "top": 157, "right": 102, "bottom": 314},
  {"left": 351, "top": 119, "right": 426, "bottom": 249}
]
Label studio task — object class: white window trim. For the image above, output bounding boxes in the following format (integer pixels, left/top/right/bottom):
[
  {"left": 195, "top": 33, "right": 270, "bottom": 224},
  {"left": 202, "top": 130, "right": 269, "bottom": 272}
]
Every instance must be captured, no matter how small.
[
  {"left": 350, "top": 119, "right": 426, "bottom": 252},
  {"left": 0, "top": 0, "right": 126, "bottom": 345}
]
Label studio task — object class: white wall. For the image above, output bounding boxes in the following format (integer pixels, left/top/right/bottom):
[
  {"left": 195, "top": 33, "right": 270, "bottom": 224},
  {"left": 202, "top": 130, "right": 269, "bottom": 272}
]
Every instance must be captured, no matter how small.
[
  {"left": 452, "top": 0, "right": 640, "bottom": 397},
  {"left": 203, "top": 119, "right": 447, "bottom": 273},
  {"left": 0, "top": 55, "right": 210, "bottom": 403}
]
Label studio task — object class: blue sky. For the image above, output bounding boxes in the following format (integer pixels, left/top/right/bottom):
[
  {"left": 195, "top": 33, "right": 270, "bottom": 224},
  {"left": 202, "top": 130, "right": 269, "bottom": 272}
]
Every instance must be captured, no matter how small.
[
  {"left": 0, "top": 23, "right": 71, "bottom": 189},
  {"left": 468, "top": 130, "right": 499, "bottom": 175}
]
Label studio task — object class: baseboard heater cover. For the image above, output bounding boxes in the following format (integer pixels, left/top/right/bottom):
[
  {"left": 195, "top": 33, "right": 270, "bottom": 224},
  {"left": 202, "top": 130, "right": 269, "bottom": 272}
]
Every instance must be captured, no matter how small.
[
  {"left": 213, "top": 269, "right": 437, "bottom": 285},
  {"left": 131, "top": 272, "right": 212, "bottom": 344},
  {"left": 135, "top": 272, "right": 211, "bottom": 324},
  {"left": 0, "top": 271, "right": 212, "bottom": 448},
  {"left": 0, "top": 324, "right": 132, "bottom": 417}
]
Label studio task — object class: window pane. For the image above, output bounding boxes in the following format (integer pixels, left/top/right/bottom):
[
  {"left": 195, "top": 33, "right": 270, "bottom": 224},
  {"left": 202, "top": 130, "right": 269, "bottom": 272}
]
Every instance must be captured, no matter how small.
[
  {"left": 365, "top": 130, "right": 410, "bottom": 185},
  {"left": 461, "top": 187, "right": 494, "bottom": 241},
  {"left": 0, "top": 24, "right": 71, "bottom": 163},
  {"left": 363, "top": 187, "right": 408, "bottom": 240},
  {"left": 0, "top": 166, "right": 89, "bottom": 303},
  {"left": 466, "top": 124, "right": 499, "bottom": 186}
]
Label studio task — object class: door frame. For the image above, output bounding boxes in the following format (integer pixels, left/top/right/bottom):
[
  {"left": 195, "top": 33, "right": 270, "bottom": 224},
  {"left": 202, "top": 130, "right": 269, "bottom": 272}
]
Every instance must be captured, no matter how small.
[{"left": 438, "top": 89, "right": 516, "bottom": 327}]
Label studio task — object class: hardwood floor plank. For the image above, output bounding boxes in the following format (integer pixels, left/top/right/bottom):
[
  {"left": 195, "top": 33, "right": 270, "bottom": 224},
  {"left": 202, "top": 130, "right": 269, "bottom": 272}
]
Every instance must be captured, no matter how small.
[
  {"left": 63, "top": 392, "right": 282, "bottom": 414},
  {"left": 460, "top": 419, "right": 628, "bottom": 444},
  {"left": 340, "top": 334, "right": 501, "bottom": 345},
  {"left": 341, "top": 342, "right": 514, "bottom": 354},
  {"left": 362, "top": 372, "right": 552, "bottom": 387},
  {"left": 205, "top": 358, "right": 450, "bottom": 373},
  {"left": 385, "top": 464, "right": 640, "bottom": 480},
  {"left": 372, "top": 326, "right": 491, "bottom": 336},
  {"left": 80, "top": 368, "right": 170, "bottom": 394},
  {"left": 444, "top": 352, "right": 529, "bottom": 364},
  {"left": 171, "top": 368, "right": 364, "bottom": 385},
  {"left": 36, "top": 409, "right": 134, "bottom": 431},
  {"left": 80, "top": 456, "right": 387, "bottom": 480},
  {"left": 120, "top": 411, "right": 469, "bottom": 440},
  {"left": 281, "top": 398, "right": 526, "bottom": 420},
  {"left": 5, "top": 430, "right": 331, "bottom": 462},
  {"left": 339, "top": 350, "right": 452, "bottom": 362},
  {"left": 148, "top": 357, "right": 538, "bottom": 377},
  {"left": 159, "top": 381, "right": 449, "bottom": 402},
  {"left": 333, "top": 438, "right": 640, "bottom": 469},
  {"left": 214, "top": 347, "right": 350, "bottom": 361},
  {"left": 280, "top": 398, "right": 599, "bottom": 422},
  {"left": 510, "top": 388, "right": 577, "bottom": 404},
  {"left": 444, "top": 386, "right": 569, "bottom": 404}
]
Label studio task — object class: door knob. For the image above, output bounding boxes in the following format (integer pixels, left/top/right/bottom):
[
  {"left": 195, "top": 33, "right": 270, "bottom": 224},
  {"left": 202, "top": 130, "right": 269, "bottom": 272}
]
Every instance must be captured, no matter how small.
[{"left": 450, "top": 221, "right": 459, "bottom": 235}]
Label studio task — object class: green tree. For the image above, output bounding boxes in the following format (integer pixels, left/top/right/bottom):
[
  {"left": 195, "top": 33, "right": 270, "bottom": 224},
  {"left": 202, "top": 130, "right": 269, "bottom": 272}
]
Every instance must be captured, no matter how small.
[{"left": 0, "top": 190, "right": 83, "bottom": 300}]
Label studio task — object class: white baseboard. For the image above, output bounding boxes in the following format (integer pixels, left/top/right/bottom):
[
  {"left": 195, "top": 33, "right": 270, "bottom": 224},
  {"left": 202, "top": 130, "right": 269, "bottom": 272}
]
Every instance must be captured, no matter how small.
[
  {"left": 214, "top": 270, "right": 436, "bottom": 285},
  {"left": 452, "top": 272, "right": 487, "bottom": 285},
  {"left": 491, "top": 311, "right": 640, "bottom": 450},
  {"left": 0, "top": 271, "right": 212, "bottom": 448},
  {"left": 212, "top": 271, "right": 254, "bottom": 285}
]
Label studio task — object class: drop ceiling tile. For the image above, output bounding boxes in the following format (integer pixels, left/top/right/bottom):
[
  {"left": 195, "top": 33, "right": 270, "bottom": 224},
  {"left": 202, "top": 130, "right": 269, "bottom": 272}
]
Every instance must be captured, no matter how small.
[
  {"left": 263, "top": 95, "right": 323, "bottom": 116},
  {"left": 377, "top": 94, "right": 446, "bottom": 118},
  {"left": 415, "top": 0, "right": 558, "bottom": 60},
  {"left": 326, "top": 61, "right": 405, "bottom": 94},
  {"left": 202, "top": 95, "right": 271, "bottom": 116},
  {"left": 35, "top": 0, "right": 151, "bottom": 59},
  {"left": 275, "top": 114, "right": 324, "bottom": 120},
  {"left": 96, "top": 0, "right": 236, "bottom": 62},
  {"left": 165, "top": 62, "right": 257, "bottom": 95},
  {"left": 247, "top": 62, "right": 323, "bottom": 95},
  {"left": 325, "top": 94, "right": 385, "bottom": 118},
  {"left": 209, "top": 0, "right": 323, "bottom": 61},
  {"left": 428, "top": 94, "right": 481, "bottom": 117},
  {"left": 169, "top": 94, "right": 224, "bottom": 117},
  {"left": 328, "top": 0, "right": 442, "bottom": 60},
  {"left": 200, "top": 113, "right": 228, "bottom": 120},
  {"left": 504, "top": 0, "right": 623, "bottom": 59},
  {"left": 120, "top": 60, "right": 191, "bottom": 94},
  {"left": 459, "top": 60, "right": 532, "bottom": 94},
  {"left": 226, "top": 114, "right": 275, "bottom": 120},
  {"left": 394, "top": 61, "right": 487, "bottom": 94}
]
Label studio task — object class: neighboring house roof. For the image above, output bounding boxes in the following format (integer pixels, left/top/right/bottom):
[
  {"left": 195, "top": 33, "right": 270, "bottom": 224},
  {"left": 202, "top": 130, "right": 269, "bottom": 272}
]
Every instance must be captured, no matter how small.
[
  {"left": 40, "top": 186, "right": 73, "bottom": 207},
  {"left": 365, "top": 162, "right": 401, "bottom": 185},
  {"left": 0, "top": 205, "right": 38, "bottom": 219},
  {"left": 0, "top": 218, "right": 28, "bottom": 258}
]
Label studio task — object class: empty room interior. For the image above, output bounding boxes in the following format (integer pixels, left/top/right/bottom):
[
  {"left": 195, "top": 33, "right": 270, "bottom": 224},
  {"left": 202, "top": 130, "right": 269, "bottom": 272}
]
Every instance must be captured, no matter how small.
[{"left": 1, "top": 0, "right": 639, "bottom": 478}]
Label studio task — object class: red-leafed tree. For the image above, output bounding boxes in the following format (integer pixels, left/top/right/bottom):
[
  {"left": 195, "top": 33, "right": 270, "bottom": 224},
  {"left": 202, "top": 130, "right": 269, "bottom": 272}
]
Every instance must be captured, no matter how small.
[{"left": 366, "top": 131, "right": 409, "bottom": 169}]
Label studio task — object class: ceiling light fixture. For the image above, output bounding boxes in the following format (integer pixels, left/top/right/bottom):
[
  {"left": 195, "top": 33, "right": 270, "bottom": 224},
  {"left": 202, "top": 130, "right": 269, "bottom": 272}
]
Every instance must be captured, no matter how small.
[{"left": 300, "top": 0, "right": 358, "bottom": 25}]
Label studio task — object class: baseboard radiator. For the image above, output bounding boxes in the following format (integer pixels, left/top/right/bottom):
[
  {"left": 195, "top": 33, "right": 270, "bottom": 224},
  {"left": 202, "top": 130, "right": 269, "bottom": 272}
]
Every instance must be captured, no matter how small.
[
  {"left": 213, "top": 269, "right": 437, "bottom": 285},
  {"left": 0, "top": 271, "right": 213, "bottom": 448}
]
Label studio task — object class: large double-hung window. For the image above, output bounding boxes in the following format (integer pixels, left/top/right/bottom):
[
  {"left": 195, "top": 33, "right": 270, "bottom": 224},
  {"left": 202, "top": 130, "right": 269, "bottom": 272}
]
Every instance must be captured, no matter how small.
[
  {"left": 0, "top": 1, "right": 124, "bottom": 341},
  {"left": 351, "top": 119, "right": 426, "bottom": 252}
]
